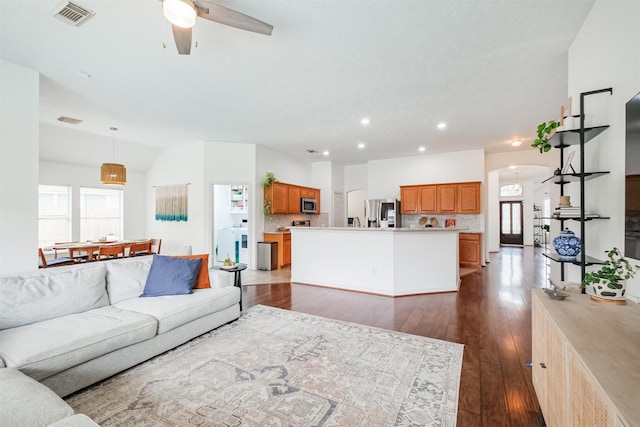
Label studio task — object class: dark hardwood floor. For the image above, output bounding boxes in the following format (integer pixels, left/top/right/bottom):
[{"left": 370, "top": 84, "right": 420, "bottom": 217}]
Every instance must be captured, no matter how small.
[{"left": 243, "top": 246, "right": 547, "bottom": 427}]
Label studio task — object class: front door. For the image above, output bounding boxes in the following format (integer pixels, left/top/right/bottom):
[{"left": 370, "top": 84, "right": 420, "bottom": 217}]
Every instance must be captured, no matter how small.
[{"left": 500, "top": 201, "right": 523, "bottom": 245}]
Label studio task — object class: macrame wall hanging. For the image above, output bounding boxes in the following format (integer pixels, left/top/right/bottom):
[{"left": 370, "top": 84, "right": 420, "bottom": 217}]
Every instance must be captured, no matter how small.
[{"left": 155, "top": 184, "right": 189, "bottom": 222}]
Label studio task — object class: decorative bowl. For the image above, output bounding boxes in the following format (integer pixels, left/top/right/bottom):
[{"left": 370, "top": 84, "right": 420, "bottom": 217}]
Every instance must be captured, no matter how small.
[
  {"left": 220, "top": 264, "right": 237, "bottom": 270},
  {"left": 544, "top": 288, "right": 570, "bottom": 300}
]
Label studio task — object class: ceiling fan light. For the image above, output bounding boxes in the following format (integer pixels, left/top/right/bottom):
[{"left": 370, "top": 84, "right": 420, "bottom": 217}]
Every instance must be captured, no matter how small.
[{"left": 163, "top": 0, "right": 197, "bottom": 28}]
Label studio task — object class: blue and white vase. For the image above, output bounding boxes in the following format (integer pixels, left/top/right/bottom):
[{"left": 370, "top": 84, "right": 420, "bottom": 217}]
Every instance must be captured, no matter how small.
[{"left": 553, "top": 228, "right": 581, "bottom": 260}]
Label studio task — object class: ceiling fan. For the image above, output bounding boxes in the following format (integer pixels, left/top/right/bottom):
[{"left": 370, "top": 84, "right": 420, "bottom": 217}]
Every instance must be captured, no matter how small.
[{"left": 161, "top": 0, "right": 273, "bottom": 55}]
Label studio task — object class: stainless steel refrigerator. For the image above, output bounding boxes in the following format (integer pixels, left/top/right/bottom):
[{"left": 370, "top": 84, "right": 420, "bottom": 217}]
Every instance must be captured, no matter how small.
[{"left": 364, "top": 199, "right": 402, "bottom": 228}]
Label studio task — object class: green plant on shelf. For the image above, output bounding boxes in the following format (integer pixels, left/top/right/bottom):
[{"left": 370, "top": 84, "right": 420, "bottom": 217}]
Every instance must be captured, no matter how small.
[{"left": 532, "top": 120, "right": 560, "bottom": 153}]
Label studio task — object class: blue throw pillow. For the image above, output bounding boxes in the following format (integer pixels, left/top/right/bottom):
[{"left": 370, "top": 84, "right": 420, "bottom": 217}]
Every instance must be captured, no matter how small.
[{"left": 140, "top": 254, "right": 202, "bottom": 297}]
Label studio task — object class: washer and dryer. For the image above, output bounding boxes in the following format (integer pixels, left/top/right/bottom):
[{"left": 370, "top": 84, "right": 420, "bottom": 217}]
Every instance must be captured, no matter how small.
[{"left": 216, "top": 227, "right": 248, "bottom": 264}]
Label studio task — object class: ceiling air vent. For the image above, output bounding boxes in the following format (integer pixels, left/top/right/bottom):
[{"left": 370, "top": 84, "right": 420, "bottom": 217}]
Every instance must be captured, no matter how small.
[
  {"left": 53, "top": 1, "right": 95, "bottom": 26},
  {"left": 57, "top": 116, "right": 83, "bottom": 125}
]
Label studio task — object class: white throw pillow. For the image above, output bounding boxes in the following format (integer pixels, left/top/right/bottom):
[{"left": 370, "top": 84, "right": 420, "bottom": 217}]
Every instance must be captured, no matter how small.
[{"left": 105, "top": 257, "right": 153, "bottom": 304}]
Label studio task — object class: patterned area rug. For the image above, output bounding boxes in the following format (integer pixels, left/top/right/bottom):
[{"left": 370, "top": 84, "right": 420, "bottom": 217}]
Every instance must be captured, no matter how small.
[{"left": 66, "top": 306, "right": 464, "bottom": 426}]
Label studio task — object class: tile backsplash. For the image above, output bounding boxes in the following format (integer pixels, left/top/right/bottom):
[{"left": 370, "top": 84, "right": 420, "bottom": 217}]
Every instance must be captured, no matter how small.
[
  {"left": 264, "top": 214, "right": 326, "bottom": 231},
  {"left": 264, "top": 213, "right": 482, "bottom": 232},
  {"left": 402, "top": 214, "right": 482, "bottom": 232}
]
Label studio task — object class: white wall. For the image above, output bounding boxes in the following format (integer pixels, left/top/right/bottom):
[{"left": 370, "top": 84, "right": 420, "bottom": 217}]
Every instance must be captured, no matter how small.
[
  {"left": 146, "top": 142, "right": 206, "bottom": 255},
  {"left": 40, "top": 161, "right": 147, "bottom": 241},
  {"left": 0, "top": 60, "right": 39, "bottom": 273},
  {"left": 344, "top": 164, "right": 368, "bottom": 193},
  {"left": 203, "top": 142, "right": 256, "bottom": 267},
  {"left": 565, "top": 0, "right": 640, "bottom": 301},
  {"left": 311, "top": 161, "right": 345, "bottom": 226},
  {"left": 367, "top": 149, "right": 485, "bottom": 199},
  {"left": 487, "top": 170, "right": 500, "bottom": 252}
]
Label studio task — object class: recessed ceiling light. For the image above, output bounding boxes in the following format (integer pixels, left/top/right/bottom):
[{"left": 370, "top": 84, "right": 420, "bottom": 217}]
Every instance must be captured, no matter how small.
[
  {"left": 361, "top": 117, "right": 370, "bottom": 125},
  {"left": 358, "top": 142, "right": 365, "bottom": 149},
  {"left": 437, "top": 122, "right": 447, "bottom": 129},
  {"left": 511, "top": 140, "right": 522, "bottom": 147},
  {"left": 509, "top": 165, "right": 517, "bottom": 169},
  {"left": 323, "top": 150, "right": 330, "bottom": 156},
  {"left": 418, "top": 146, "right": 426, "bottom": 152}
]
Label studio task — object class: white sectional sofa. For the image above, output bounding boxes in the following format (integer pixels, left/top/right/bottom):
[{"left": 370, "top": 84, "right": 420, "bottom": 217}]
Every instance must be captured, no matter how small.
[
  {"left": 0, "top": 255, "right": 241, "bottom": 400},
  {"left": 0, "top": 368, "right": 99, "bottom": 426}
]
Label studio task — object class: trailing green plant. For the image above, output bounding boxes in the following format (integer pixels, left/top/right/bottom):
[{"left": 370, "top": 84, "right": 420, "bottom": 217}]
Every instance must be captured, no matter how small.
[
  {"left": 582, "top": 247, "right": 640, "bottom": 289},
  {"left": 263, "top": 199, "right": 272, "bottom": 221},
  {"left": 531, "top": 120, "right": 560, "bottom": 153},
  {"left": 262, "top": 172, "right": 277, "bottom": 187}
]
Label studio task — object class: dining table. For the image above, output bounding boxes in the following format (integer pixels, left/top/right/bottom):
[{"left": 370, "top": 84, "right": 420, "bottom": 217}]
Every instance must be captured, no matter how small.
[{"left": 52, "top": 240, "right": 151, "bottom": 261}]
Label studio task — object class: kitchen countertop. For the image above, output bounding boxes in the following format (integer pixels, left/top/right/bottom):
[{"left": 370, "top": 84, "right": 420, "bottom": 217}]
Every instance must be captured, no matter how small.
[
  {"left": 264, "top": 231, "right": 291, "bottom": 235},
  {"left": 290, "top": 226, "right": 463, "bottom": 232}
]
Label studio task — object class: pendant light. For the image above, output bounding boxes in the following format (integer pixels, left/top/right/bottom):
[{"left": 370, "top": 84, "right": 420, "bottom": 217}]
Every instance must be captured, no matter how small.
[
  {"left": 101, "top": 127, "right": 126, "bottom": 185},
  {"left": 513, "top": 172, "right": 521, "bottom": 192}
]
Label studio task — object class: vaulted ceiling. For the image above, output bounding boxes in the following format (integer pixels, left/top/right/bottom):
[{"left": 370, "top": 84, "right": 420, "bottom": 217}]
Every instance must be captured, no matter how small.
[{"left": 0, "top": 0, "right": 595, "bottom": 171}]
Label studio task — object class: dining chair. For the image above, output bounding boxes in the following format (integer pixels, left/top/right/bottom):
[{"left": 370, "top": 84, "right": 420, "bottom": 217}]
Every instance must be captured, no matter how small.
[
  {"left": 150, "top": 239, "right": 162, "bottom": 254},
  {"left": 96, "top": 244, "right": 125, "bottom": 261},
  {"left": 128, "top": 241, "right": 152, "bottom": 257},
  {"left": 39, "top": 248, "right": 75, "bottom": 268}
]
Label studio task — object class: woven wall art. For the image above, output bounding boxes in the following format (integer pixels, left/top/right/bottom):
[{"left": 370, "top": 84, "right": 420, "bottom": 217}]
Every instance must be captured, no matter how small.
[{"left": 155, "top": 184, "right": 189, "bottom": 222}]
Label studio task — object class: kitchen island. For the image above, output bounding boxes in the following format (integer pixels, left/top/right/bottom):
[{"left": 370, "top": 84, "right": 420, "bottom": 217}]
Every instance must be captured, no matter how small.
[{"left": 290, "top": 227, "right": 460, "bottom": 296}]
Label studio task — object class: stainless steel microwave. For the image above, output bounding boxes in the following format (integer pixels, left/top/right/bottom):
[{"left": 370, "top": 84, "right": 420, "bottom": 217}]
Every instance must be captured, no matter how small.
[{"left": 301, "top": 198, "right": 317, "bottom": 214}]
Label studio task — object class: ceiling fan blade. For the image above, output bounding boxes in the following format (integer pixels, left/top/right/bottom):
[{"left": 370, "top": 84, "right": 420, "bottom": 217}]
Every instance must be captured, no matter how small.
[
  {"left": 195, "top": 1, "right": 273, "bottom": 36},
  {"left": 172, "top": 25, "right": 192, "bottom": 55}
]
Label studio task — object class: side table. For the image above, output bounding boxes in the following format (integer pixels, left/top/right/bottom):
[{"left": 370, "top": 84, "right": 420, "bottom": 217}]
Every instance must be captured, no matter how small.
[{"left": 212, "top": 264, "right": 247, "bottom": 310}]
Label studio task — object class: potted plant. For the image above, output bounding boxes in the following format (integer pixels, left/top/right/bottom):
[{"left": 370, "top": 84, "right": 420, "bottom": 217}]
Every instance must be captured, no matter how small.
[
  {"left": 531, "top": 120, "right": 560, "bottom": 153},
  {"left": 582, "top": 247, "right": 640, "bottom": 299},
  {"left": 262, "top": 172, "right": 277, "bottom": 187}
]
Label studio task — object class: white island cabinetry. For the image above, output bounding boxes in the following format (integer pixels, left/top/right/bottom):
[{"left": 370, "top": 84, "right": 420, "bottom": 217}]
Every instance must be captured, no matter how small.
[{"left": 290, "top": 227, "right": 460, "bottom": 296}]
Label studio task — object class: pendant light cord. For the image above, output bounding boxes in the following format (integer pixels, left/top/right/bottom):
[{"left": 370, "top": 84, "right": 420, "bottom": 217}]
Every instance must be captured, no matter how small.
[{"left": 110, "top": 127, "right": 118, "bottom": 162}]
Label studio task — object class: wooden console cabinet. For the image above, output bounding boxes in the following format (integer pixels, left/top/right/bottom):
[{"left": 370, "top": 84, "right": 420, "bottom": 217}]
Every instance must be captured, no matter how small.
[
  {"left": 532, "top": 289, "right": 639, "bottom": 427},
  {"left": 400, "top": 182, "right": 480, "bottom": 214}
]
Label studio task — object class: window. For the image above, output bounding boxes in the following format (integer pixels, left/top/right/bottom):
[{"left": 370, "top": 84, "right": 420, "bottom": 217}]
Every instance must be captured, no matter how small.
[
  {"left": 500, "top": 184, "right": 523, "bottom": 197},
  {"left": 80, "top": 187, "right": 124, "bottom": 241},
  {"left": 39, "top": 185, "right": 72, "bottom": 248}
]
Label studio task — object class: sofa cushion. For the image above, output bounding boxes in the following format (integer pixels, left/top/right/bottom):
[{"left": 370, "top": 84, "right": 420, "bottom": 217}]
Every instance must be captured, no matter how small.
[
  {"left": 0, "top": 263, "right": 108, "bottom": 330},
  {"left": 140, "top": 255, "right": 201, "bottom": 297},
  {"left": 114, "top": 287, "right": 239, "bottom": 334},
  {"left": 0, "top": 306, "right": 157, "bottom": 381},
  {"left": 0, "top": 368, "right": 74, "bottom": 427},
  {"left": 105, "top": 256, "right": 153, "bottom": 304},
  {"left": 171, "top": 254, "right": 211, "bottom": 289}
]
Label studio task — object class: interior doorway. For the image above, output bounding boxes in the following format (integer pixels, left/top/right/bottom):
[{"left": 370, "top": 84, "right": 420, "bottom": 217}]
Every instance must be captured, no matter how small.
[
  {"left": 500, "top": 201, "right": 523, "bottom": 245},
  {"left": 212, "top": 183, "right": 250, "bottom": 266}
]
